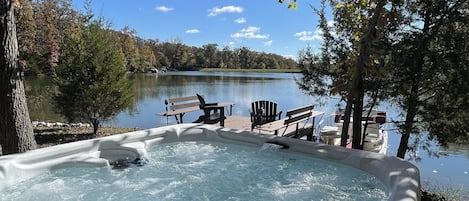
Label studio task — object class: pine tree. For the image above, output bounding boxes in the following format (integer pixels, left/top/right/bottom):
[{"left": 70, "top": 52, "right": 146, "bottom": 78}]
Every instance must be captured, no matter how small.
[{"left": 54, "top": 18, "right": 133, "bottom": 136}]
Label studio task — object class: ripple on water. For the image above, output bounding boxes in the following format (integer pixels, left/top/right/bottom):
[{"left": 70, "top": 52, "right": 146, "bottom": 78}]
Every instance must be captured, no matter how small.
[{"left": 1, "top": 142, "right": 388, "bottom": 201}]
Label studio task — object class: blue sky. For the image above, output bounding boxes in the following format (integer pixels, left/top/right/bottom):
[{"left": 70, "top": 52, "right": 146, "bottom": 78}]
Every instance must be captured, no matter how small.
[{"left": 72, "top": 0, "right": 331, "bottom": 59}]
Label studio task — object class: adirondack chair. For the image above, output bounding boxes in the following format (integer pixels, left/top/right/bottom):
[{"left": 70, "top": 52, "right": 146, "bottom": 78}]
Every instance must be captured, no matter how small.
[
  {"left": 195, "top": 94, "right": 222, "bottom": 123},
  {"left": 250, "top": 100, "right": 282, "bottom": 130}
]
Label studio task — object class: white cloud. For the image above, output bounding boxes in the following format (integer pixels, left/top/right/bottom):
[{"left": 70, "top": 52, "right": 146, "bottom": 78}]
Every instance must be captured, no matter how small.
[
  {"left": 293, "top": 30, "right": 323, "bottom": 41},
  {"left": 208, "top": 6, "right": 243, "bottom": 16},
  {"left": 283, "top": 54, "right": 296, "bottom": 60},
  {"left": 185, "top": 29, "right": 200, "bottom": 34},
  {"left": 231, "top": 26, "right": 269, "bottom": 39},
  {"left": 264, "top": 40, "right": 273, "bottom": 46},
  {"left": 234, "top": 17, "right": 246, "bottom": 24},
  {"left": 293, "top": 21, "right": 337, "bottom": 41},
  {"left": 155, "top": 6, "right": 174, "bottom": 12}
]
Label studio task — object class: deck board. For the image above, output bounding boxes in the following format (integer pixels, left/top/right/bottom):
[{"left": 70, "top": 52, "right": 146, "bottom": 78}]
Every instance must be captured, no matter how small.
[{"left": 209, "top": 116, "right": 313, "bottom": 137}]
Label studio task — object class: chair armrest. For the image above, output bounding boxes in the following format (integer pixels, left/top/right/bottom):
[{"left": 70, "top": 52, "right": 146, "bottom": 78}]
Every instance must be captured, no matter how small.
[
  {"left": 249, "top": 111, "right": 255, "bottom": 122},
  {"left": 276, "top": 111, "right": 283, "bottom": 119},
  {"left": 205, "top": 102, "right": 218, "bottom": 106}
]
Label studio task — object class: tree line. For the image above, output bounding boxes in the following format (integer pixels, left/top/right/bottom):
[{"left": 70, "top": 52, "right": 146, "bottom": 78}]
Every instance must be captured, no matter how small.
[{"left": 14, "top": 0, "right": 297, "bottom": 76}]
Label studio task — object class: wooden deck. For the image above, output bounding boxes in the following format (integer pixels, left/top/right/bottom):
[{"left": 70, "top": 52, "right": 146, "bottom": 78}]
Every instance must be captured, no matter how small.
[
  {"left": 205, "top": 115, "right": 388, "bottom": 154},
  {"left": 220, "top": 115, "right": 252, "bottom": 130},
  {"left": 207, "top": 115, "right": 315, "bottom": 138}
]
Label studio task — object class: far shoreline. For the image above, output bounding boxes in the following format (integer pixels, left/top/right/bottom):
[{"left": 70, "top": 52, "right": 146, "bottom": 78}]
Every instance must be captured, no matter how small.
[{"left": 198, "top": 68, "right": 302, "bottom": 73}]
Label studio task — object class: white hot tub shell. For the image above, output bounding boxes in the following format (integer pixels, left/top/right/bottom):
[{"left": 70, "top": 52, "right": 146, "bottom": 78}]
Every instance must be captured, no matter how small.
[{"left": 0, "top": 124, "right": 421, "bottom": 200}]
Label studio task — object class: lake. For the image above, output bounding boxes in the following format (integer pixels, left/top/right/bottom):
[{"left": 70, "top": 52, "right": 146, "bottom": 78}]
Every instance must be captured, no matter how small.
[{"left": 25, "top": 71, "right": 469, "bottom": 196}]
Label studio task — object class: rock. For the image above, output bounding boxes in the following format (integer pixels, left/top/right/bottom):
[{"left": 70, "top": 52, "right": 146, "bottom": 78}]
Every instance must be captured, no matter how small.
[{"left": 32, "top": 121, "right": 89, "bottom": 128}]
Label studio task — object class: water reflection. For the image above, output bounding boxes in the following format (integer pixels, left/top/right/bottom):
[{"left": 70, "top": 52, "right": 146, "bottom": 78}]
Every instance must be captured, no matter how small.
[
  {"left": 24, "top": 75, "right": 64, "bottom": 122},
  {"left": 25, "top": 74, "right": 139, "bottom": 122},
  {"left": 442, "top": 143, "right": 469, "bottom": 157}
]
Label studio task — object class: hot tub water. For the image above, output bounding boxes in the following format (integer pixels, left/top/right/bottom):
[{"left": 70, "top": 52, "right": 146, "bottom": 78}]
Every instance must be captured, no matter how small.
[{"left": 1, "top": 141, "right": 387, "bottom": 201}]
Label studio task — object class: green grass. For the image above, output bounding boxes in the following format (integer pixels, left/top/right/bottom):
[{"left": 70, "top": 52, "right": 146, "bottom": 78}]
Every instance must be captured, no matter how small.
[{"left": 199, "top": 68, "right": 302, "bottom": 73}]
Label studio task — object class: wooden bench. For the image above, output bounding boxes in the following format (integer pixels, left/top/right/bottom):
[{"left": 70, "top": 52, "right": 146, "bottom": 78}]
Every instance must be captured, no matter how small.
[
  {"left": 255, "top": 104, "right": 324, "bottom": 141},
  {"left": 157, "top": 95, "right": 234, "bottom": 126},
  {"left": 158, "top": 95, "right": 201, "bottom": 124}
]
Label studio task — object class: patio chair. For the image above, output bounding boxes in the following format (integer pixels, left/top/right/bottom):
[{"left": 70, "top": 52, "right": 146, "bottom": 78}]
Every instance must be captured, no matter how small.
[
  {"left": 194, "top": 94, "right": 222, "bottom": 123},
  {"left": 250, "top": 100, "right": 282, "bottom": 130}
]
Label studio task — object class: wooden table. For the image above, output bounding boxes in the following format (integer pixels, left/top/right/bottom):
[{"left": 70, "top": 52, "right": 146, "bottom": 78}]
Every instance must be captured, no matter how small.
[{"left": 203, "top": 102, "right": 235, "bottom": 127}]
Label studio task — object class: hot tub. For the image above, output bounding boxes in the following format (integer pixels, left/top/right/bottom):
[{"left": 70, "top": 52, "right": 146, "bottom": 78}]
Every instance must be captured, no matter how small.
[{"left": 0, "top": 124, "right": 420, "bottom": 200}]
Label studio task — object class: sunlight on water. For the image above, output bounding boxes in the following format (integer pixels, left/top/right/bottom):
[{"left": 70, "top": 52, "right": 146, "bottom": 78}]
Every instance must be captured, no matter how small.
[{"left": 1, "top": 142, "right": 387, "bottom": 201}]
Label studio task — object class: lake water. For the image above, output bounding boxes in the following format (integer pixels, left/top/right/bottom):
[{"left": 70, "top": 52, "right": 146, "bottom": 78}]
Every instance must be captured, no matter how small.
[{"left": 25, "top": 71, "right": 469, "bottom": 196}]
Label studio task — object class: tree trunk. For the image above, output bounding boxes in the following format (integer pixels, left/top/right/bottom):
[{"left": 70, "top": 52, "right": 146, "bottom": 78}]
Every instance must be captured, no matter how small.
[
  {"left": 396, "top": 85, "right": 418, "bottom": 158},
  {"left": 348, "top": 0, "right": 386, "bottom": 150},
  {"left": 362, "top": 89, "right": 379, "bottom": 146},
  {"left": 352, "top": 91, "right": 364, "bottom": 149},
  {"left": 396, "top": 37, "right": 425, "bottom": 159},
  {"left": 340, "top": 99, "right": 353, "bottom": 147},
  {"left": 396, "top": 7, "right": 432, "bottom": 159},
  {"left": 91, "top": 119, "right": 99, "bottom": 137},
  {"left": 0, "top": 0, "right": 36, "bottom": 155}
]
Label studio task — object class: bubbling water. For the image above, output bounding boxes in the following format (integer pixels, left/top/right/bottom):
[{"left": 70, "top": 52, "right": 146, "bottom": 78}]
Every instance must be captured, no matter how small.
[{"left": 1, "top": 141, "right": 387, "bottom": 201}]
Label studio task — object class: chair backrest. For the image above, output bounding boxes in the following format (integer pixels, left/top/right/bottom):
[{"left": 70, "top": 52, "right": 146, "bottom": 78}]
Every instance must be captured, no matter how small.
[
  {"left": 196, "top": 94, "right": 206, "bottom": 109},
  {"left": 251, "top": 100, "right": 280, "bottom": 122}
]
